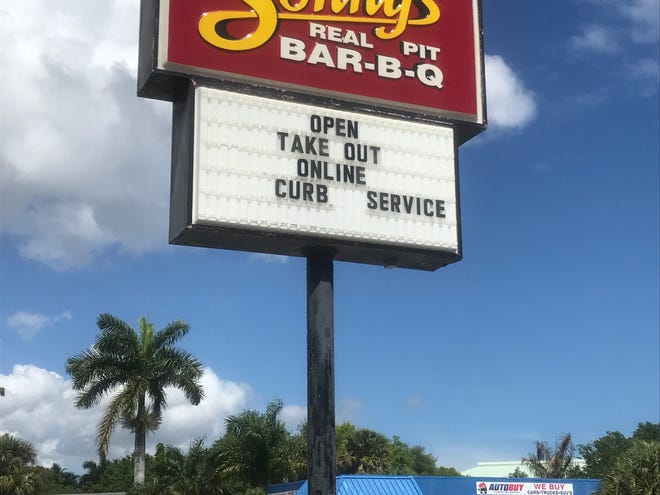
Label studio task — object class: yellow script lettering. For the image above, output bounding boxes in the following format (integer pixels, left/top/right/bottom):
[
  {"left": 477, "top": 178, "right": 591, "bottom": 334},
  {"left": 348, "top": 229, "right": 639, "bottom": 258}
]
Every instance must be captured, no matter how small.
[
  {"left": 198, "top": 0, "right": 278, "bottom": 51},
  {"left": 199, "top": 0, "right": 441, "bottom": 51}
]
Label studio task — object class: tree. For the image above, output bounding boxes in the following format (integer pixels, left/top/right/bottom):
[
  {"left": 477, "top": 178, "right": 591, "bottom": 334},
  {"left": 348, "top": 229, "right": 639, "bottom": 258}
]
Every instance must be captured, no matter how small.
[
  {"left": 66, "top": 313, "right": 204, "bottom": 486},
  {"left": 270, "top": 426, "right": 307, "bottom": 484},
  {"left": 509, "top": 467, "right": 529, "bottom": 478},
  {"left": 153, "top": 438, "right": 223, "bottom": 495},
  {"left": 31, "top": 463, "right": 80, "bottom": 494},
  {"left": 579, "top": 431, "right": 630, "bottom": 479},
  {"left": 78, "top": 459, "right": 106, "bottom": 490},
  {"left": 214, "top": 399, "right": 303, "bottom": 492},
  {"left": 79, "top": 454, "right": 157, "bottom": 493},
  {"left": 388, "top": 436, "right": 458, "bottom": 475},
  {"left": 631, "top": 422, "right": 660, "bottom": 443},
  {"left": 116, "top": 413, "right": 463, "bottom": 490},
  {"left": 336, "top": 423, "right": 389, "bottom": 474},
  {"left": 579, "top": 422, "right": 659, "bottom": 479},
  {"left": 598, "top": 440, "right": 660, "bottom": 495},
  {"left": 523, "top": 433, "right": 575, "bottom": 478},
  {"left": 0, "top": 433, "right": 38, "bottom": 495},
  {"left": 388, "top": 436, "right": 415, "bottom": 474}
]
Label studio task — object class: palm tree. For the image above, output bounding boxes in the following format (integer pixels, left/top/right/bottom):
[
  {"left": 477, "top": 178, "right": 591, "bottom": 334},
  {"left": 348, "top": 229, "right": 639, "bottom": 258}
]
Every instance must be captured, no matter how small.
[
  {"left": 65, "top": 313, "right": 204, "bottom": 485},
  {"left": 598, "top": 440, "right": 660, "bottom": 495},
  {"left": 336, "top": 424, "right": 389, "bottom": 474},
  {"left": 523, "top": 433, "right": 575, "bottom": 478},
  {"left": 152, "top": 438, "right": 222, "bottom": 495},
  {"left": 0, "top": 433, "right": 38, "bottom": 495},
  {"left": 215, "top": 400, "right": 303, "bottom": 491},
  {"left": 78, "top": 459, "right": 105, "bottom": 489}
]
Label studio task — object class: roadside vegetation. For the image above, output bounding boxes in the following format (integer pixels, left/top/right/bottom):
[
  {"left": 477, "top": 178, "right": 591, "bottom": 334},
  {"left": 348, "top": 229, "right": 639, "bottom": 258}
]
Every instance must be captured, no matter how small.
[
  {"left": 1, "top": 313, "right": 657, "bottom": 494},
  {"left": 0, "top": 408, "right": 459, "bottom": 494},
  {"left": 517, "top": 423, "right": 659, "bottom": 487},
  {"left": 3, "top": 417, "right": 657, "bottom": 494}
]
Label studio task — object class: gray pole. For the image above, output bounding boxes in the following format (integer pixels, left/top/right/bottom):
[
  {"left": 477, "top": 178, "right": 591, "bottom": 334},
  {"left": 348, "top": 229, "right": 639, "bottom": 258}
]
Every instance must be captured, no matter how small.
[{"left": 306, "top": 248, "right": 336, "bottom": 495}]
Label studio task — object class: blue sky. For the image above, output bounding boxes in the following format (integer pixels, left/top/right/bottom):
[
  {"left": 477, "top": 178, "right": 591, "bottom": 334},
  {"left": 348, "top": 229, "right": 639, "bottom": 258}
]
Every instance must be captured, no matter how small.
[{"left": 0, "top": 0, "right": 658, "bottom": 473}]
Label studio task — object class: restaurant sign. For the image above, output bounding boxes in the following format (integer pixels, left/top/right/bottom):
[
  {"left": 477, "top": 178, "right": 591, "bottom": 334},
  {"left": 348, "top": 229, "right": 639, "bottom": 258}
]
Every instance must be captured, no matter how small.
[
  {"left": 138, "top": 0, "right": 485, "bottom": 269},
  {"left": 138, "top": 0, "right": 486, "bottom": 137}
]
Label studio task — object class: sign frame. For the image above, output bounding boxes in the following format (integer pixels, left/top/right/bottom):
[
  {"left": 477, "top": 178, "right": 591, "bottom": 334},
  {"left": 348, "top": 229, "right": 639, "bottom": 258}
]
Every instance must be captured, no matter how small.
[{"left": 168, "top": 81, "right": 462, "bottom": 271}]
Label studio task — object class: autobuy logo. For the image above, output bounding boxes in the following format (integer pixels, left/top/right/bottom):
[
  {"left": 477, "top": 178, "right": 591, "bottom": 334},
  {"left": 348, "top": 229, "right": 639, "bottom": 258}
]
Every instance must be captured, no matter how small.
[
  {"left": 477, "top": 482, "right": 526, "bottom": 495},
  {"left": 476, "top": 482, "right": 574, "bottom": 495}
]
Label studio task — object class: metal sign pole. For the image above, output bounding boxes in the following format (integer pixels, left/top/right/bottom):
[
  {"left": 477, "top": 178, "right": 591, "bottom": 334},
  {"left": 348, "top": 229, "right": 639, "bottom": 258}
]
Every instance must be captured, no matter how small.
[{"left": 306, "top": 248, "right": 336, "bottom": 495}]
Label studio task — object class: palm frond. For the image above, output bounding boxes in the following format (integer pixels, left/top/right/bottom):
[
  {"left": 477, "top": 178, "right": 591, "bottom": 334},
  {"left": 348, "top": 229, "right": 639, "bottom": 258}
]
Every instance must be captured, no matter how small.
[
  {"left": 75, "top": 375, "right": 126, "bottom": 409},
  {"left": 68, "top": 347, "right": 137, "bottom": 408},
  {"left": 154, "top": 348, "right": 203, "bottom": 378},
  {"left": 523, "top": 434, "right": 574, "bottom": 478},
  {"left": 138, "top": 317, "right": 155, "bottom": 357},
  {"left": 147, "top": 381, "right": 167, "bottom": 427},
  {"left": 66, "top": 348, "right": 103, "bottom": 388},
  {"left": 97, "top": 391, "right": 128, "bottom": 456},
  {"left": 152, "top": 348, "right": 204, "bottom": 405},
  {"left": 98, "top": 331, "right": 139, "bottom": 359},
  {"left": 67, "top": 324, "right": 140, "bottom": 395},
  {"left": 153, "top": 320, "right": 190, "bottom": 350},
  {"left": 176, "top": 377, "right": 205, "bottom": 405},
  {"left": 97, "top": 313, "right": 134, "bottom": 334}
]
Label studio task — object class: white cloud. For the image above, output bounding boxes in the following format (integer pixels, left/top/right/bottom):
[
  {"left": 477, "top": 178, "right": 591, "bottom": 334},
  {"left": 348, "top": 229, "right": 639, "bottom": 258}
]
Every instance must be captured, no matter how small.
[
  {"left": 0, "top": 365, "right": 250, "bottom": 471},
  {"left": 281, "top": 404, "right": 307, "bottom": 431},
  {"left": 6, "top": 311, "right": 72, "bottom": 340},
  {"left": 0, "top": 364, "right": 97, "bottom": 468},
  {"left": 569, "top": 1, "right": 658, "bottom": 100},
  {"left": 571, "top": 25, "right": 620, "bottom": 53},
  {"left": 0, "top": 1, "right": 171, "bottom": 271},
  {"left": 579, "top": 0, "right": 659, "bottom": 46},
  {"left": 485, "top": 55, "right": 537, "bottom": 130},
  {"left": 620, "top": 0, "right": 660, "bottom": 43},
  {"left": 159, "top": 367, "right": 252, "bottom": 448},
  {"left": 628, "top": 58, "right": 660, "bottom": 82}
]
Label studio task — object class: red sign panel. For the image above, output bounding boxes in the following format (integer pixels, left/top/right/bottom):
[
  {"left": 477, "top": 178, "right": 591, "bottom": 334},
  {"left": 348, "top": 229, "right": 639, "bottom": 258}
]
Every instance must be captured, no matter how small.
[{"left": 158, "top": 0, "right": 484, "bottom": 124}]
